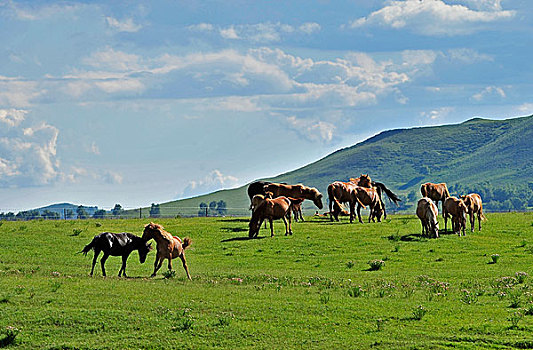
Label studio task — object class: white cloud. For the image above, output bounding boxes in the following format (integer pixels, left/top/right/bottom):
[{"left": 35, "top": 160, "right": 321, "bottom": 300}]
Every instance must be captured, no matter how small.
[
  {"left": 0, "top": 112, "right": 61, "bottom": 187},
  {"left": 193, "top": 22, "right": 321, "bottom": 43},
  {"left": 0, "top": 78, "right": 43, "bottom": 107},
  {"left": 105, "top": 16, "right": 142, "bottom": 32},
  {"left": 516, "top": 103, "right": 533, "bottom": 115},
  {"left": 285, "top": 115, "right": 336, "bottom": 144},
  {"left": 100, "top": 171, "right": 123, "bottom": 185},
  {"left": 0, "top": 108, "right": 28, "bottom": 127},
  {"left": 471, "top": 86, "right": 506, "bottom": 101},
  {"left": 420, "top": 107, "right": 455, "bottom": 123},
  {"left": 349, "top": 0, "right": 515, "bottom": 36},
  {"left": 82, "top": 47, "right": 143, "bottom": 72},
  {"left": 180, "top": 170, "right": 239, "bottom": 198},
  {"left": 1, "top": 1, "right": 86, "bottom": 21}
]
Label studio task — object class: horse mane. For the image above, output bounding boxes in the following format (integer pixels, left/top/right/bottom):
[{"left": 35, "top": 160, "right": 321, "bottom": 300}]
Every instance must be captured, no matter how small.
[{"left": 145, "top": 222, "right": 173, "bottom": 241}]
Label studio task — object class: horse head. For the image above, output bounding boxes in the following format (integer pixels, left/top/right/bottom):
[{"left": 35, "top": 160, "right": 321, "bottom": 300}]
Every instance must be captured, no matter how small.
[
  {"left": 142, "top": 222, "right": 161, "bottom": 241},
  {"left": 139, "top": 242, "right": 152, "bottom": 263},
  {"left": 312, "top": 190, "right": 324, "bottom": 209},
  {"left": 359, "top": 174, "right": 372, "bottom": 188}
]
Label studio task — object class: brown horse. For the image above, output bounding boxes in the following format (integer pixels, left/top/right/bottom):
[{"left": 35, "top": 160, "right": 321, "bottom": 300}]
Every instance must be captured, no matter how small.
[
  {"left": 443, "top": 197, "right": 468, "bottom": 236},
  {"left": 250, "top": 192, "right": 273, "bottom": 211},
  {"left": 350, "top": 174, "right": 401, "bottom": 219},
  {"left": 249, "top": 196, "right": 292, "bottom": 238},
  {"left": 416, "top": 197, "right": 439, "bottom": 238},
  {"left": 350, "top": 186, "right": 383, "bottom": 224},
  {"left": 289, "top": 197, "right": 305, "bottom": 222},
  {"left": 263, "top": 183, "right": 323, "bottom": 209},
  {"left": 142, "top": 222, "right": 192, "bottom": 279},
  {"left": 327, "top": 181, "right": 359, "bottom": 221},
  {"left": 460, "top": 193, "right": 486, "bottom": 232},
  {"left": 421, "top": 182, "right": 450, "bottom": 214}
]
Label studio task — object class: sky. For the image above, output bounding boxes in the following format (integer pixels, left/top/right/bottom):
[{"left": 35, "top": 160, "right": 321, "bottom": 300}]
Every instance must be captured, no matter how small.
[{"left": 1, "top": 0, "right": 532, "bottom": 212}]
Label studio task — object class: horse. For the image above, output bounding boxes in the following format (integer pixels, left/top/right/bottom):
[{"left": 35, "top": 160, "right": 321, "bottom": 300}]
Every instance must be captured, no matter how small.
[
  {"left": 327, "top": 181, "right": 358, "bottom": 222},
  {"left": 81, "top": 232, "right": 152, "bottom": 277},
  {"left": 249, "top": 196, "right": 293, "bottom": 238},
  {"left": 443, "top": 196, "right": 468, "bottom": 236},
  {"left": 350, "top": 186, "right": 383, "bottom": 224},
  {"left": 460, "top": 193, "right": 486, "bottom": 232},
  {"left": 263, "top": 183, "right": 323, "bottom": 209},
  {"left": 247, "top": 181, "right": 272, "bottom": 208},
  {"left": 416, "top": 198, "right": 439, "bottom": 238},
  {"left": 142, "top": 222, "right": 192, "bottom": 279},
  {"left": 251, "top": 192, "right": 273, "bottom": 212},
  {"left": 289, "top": 197, "right": 305, "bottom": 222},
  {"left": 350, "top": 174, "right": 401, "bottom": 219},
  {"left": 421, "top": 182, "right": 450, "bottom": 214}
]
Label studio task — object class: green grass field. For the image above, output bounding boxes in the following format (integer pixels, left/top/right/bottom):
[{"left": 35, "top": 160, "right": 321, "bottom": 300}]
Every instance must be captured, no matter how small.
[{"left": 1, "top": 213, "right": 532, "bottom": 349}]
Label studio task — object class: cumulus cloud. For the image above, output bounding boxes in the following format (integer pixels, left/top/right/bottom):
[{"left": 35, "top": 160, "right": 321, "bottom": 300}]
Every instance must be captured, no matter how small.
[
  {"left": 180, "top": 170, "right": 239, "bottom": 198},
  {"left": 285, "top": 116, "right": 336, "bottom": 144},
  {"left": 420, "top": 107, "right": 455, "bottom": 123},
  {"left": 471, "top": 86, "right": 506, "bottom": 101},
  {"left": 349, "top": 0, "right": 515, "bottom": 36},
  {"left": 191, "top": 22, "right": 321, "bottom": 43},
  {"left": 0, "top": 109, "right": 60, "bottom": 186},
  {"left": 105, "top": 16, "right": 142, "bottom": 32}
]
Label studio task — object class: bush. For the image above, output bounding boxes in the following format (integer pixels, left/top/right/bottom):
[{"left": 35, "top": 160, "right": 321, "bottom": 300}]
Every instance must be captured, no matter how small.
[{"left": 368, "top": 259, "right": 385, "bottom": 271}]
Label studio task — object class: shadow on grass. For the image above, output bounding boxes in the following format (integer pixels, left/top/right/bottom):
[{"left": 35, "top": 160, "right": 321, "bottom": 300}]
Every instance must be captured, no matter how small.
[
  {"left": 217, "top": 218, "right": 250, "bottom": 223},
  {"left": 221, "top": 227, "right": 248, "bottom": 233},
  {"left": 221, "top": 236, "right": 267, "bottom": 242}
]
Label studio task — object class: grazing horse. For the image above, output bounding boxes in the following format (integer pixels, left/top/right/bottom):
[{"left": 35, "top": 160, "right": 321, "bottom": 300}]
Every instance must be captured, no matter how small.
[
  {"left": 443, "top": 197, "right": 468, "bottom": 236},
  {"left": 251, "top": 192, "right": 273, "bottom": 212},
  {"left": 351, "top": 186, "right": 383, "bottom": 224},
  {"left": 82, "top": 232, "right": 152, "bottom": 277},
  {"left": 421, "top": 182, "right": 450, "bottom": 214},
  {"left": 350, "top": 174, "right": 401, "bottom": 219},
  {"left": 416, "top": 198, "right": 439, "bottom": 238},
  {"left": 460, "top": 193, "right": 486, "bottom": 232},
  {"left": 142, "top": 222, "right": 192, "bottom": 279},
  {"left": 263, "top": 183, "right": 323, "bottom": 209},
  {"left": 249, "top": 196, "right": 293, "bottom": 238}
]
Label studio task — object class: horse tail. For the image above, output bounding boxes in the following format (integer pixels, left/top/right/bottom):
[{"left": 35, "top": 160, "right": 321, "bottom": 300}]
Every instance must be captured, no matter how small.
[
  {"left": 420, "top": 184, "right": 427, "bottom": 197},
  {"left": 443, "top": 184, "right": 450, "bottom": 198},
  {"left": 373, "top": 182, "right": 401, "bottom": 206},
  {"left": 182, "top": 237, "right": 192, "bottom": 250},
  {"left": 81, "top": 237, "right": 97, "bottom": 255}
]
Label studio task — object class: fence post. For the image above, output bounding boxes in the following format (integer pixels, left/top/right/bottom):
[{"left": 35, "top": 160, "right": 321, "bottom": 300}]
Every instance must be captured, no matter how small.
[
  {"left": 139, "top": 208, "right": 142, "bottom": 219},
  {"left": 205, "top": 207, "right": 208, "bottom": 217}
]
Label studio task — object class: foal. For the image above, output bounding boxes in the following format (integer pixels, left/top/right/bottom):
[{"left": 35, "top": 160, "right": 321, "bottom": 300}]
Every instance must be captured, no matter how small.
[
  {"left": 142, "top": 222, "right": 192, "bottom": 279},
  {"left": 82, "top": 232, "right": 152, "bottom": 277}
]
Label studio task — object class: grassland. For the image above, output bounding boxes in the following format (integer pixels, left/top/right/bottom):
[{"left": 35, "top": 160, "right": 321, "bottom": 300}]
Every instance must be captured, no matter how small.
[{"left": 1, "top": 213, "right": 532, "bottom": 349}]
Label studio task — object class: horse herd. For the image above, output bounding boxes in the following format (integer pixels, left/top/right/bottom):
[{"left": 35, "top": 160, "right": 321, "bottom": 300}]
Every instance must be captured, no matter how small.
[{"left": 81, "top": 175, "right": 485, "bottom": 279}]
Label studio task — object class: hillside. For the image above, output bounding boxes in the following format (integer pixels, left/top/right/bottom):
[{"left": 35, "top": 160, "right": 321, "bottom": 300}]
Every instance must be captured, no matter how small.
[{"left": 139, "top": 115, "right": 533, "bottom": 217}]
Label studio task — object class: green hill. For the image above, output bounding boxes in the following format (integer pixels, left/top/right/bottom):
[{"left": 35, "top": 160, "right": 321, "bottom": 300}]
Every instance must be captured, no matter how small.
[{"left": 137, "top": 115, "right": 533, "bottom": 217}]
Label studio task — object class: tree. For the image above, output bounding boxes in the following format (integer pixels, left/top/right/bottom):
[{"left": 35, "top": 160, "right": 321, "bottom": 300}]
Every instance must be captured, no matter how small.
[
  {"left": 65, "top": 209, "right": 74, "bottom": 220},
  {"left": 93, "top": 209, "right": 107, "bottom": 219},
  {"left": 112, "top": 204, "right": 124, "bottom": 217},
  {"left": 217, "top": 200, "right": 227, "bottom": 216},
  {"left": 209, "top": 201, "right": 217, "bottom": 215},
  {"left": 198, "top": 202, "right": 208, "bottom": 217},
  {"left": 41, "top": 210, "right": 60, "bottom": 220},
  {"left": 77, "top": 206, "right": 89, "bottom": 219},
  {"left": 150, "top": 203, "right": 161, "bottom": 218}
]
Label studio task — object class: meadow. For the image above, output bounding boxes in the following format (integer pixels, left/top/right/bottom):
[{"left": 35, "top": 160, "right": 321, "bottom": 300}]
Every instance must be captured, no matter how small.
[{"left": 0, "top": 212, "right": 532, "bottom": 349}]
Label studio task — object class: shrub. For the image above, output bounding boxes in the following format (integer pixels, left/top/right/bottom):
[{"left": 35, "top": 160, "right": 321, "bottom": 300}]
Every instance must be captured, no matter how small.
[
  {"left": 412, "top": 305, "right": 427, "bottom": 320},
  {"left": 0, "top": 326, "right": 20, "bottom": 347},
  {"left": 515, "top": 272, "right": 528, "bottom": 284},
  {"left": 347, "top": 285, "right": 365, "bottom": 298},
  {"left": 163, "top": 270, "right": 176, "bottom": 279},
  {"left": 368, "top": 259, "right": 385, "bottom": 271}
]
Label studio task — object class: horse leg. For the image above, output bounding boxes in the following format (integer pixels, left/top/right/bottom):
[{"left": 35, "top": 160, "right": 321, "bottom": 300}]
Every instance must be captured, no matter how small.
[
  {"left": 180, "top": 254, "right": 191, "bottom": 280},
  {"left": 100, "top": 253, "right": 109, "bottom": 277},
  {"left": 119, "top": 253, "right": 130, "bottom": 277},
  {"left": 478, "top": 212, "right": 482, "bottom": 231},
  {"left": 357, "top": 204, "right": 363, "bottom": 224},
  {"left": 329, "top": 199, "right": 334, "bottom": 222},
  {"left": 167, "top": 253, "right": 173, "bottom": 272},
  {"left": 470, "top": 212, "right": 475, "bottom": 232},
  {"left": 269, "top": 218, "right": 274, "bottom": 237},
  {"left": 90, "top": 249, "right": 100, "bottom": 276},
  {"left": 151, "top": 254, "right": 163, "bottom": 277}
]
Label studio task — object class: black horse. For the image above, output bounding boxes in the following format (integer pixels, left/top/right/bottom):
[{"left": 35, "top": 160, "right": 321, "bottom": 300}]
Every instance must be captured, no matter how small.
[
  {"left": 81, "top": 232, "right": 152, "bottom": 277},
  {"left": 247, "top": 181, "right": 271, "bottom": 202}
]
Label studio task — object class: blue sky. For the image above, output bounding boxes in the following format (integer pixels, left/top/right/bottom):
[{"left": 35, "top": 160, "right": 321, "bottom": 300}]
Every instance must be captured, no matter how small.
[{"left": 0, "top": 0, "right": 532, "bottom": 211}]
